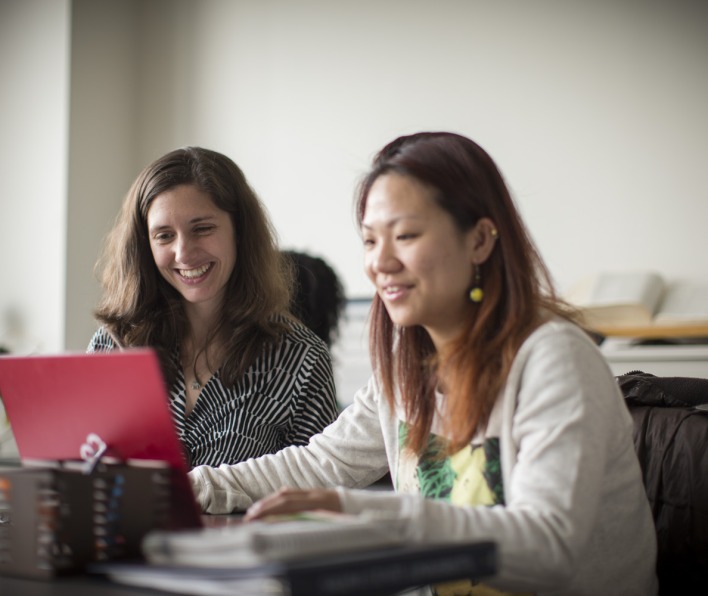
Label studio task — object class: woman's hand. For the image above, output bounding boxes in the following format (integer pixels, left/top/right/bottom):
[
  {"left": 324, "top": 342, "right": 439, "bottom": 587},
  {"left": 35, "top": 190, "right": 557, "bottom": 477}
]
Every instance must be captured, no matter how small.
[{"left": 243, "top": 487, "right": 342, "bottom": 522}]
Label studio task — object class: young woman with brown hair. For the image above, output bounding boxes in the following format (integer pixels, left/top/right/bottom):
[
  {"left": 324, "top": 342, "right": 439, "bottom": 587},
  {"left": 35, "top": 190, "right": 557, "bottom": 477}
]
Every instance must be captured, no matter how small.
[
  {"left": 88, "top": 147, "right": 338, "bottom": 468},
  {"left": 189, "top": 133, "right": 658, "bottom": 595}
]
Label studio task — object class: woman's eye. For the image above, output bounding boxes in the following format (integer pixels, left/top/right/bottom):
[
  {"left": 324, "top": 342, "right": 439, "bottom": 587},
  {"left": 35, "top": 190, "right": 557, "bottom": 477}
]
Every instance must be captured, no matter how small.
[
  {"left": 396, "top": 233, "right": 417, "bottom": 241},
  {"left": 194, "top": 225, "right": 214, "bottom": 235},
  {"left": 153, "top": 232, "right": 173, "bottom": 242}
]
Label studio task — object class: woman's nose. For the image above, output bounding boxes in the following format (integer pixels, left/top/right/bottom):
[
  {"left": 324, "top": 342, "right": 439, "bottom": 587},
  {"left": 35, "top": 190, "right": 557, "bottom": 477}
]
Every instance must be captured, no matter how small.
[
  {"left": 370, "top": 240, "right": 401, "bottom": 274},
  {"left": 174, "top": 235, "right": 195, "bottom": 263}
]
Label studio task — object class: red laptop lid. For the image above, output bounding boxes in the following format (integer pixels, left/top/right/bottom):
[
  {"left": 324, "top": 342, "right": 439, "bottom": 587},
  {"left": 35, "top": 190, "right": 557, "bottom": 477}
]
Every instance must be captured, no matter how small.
[
  {"left": 0, "top": 349, "right": 188, "bottom": 470},
  {"left": 0, "top": 349, "right": 203, "bottom": 529}
]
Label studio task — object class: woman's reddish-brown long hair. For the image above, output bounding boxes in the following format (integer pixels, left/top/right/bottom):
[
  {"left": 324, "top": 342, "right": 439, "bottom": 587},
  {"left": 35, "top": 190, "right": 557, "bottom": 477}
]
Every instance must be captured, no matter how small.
[{"left": 356, "top": 132, "right": 572, "bottom": 454}]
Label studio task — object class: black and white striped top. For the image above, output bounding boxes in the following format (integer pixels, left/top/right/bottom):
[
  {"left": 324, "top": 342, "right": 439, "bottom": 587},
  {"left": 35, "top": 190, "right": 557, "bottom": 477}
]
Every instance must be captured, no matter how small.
[{"left": 87, "top": 321, "right": 339, "bottom": 468}]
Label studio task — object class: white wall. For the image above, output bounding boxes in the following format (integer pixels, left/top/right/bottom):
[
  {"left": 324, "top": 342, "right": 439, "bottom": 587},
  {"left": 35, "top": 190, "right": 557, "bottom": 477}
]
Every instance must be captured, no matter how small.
[
  {"left": 65, "top": 0, "right": 143, "bottom": 350},
  {"left": 1, "top": 0, "right": 707, "bottom": 354},
  {"left": 0, "top": 0, "right": 70, "bottom": 354},
  {"left": 133, "top": 0, "right": 708, "bottom": 299}
]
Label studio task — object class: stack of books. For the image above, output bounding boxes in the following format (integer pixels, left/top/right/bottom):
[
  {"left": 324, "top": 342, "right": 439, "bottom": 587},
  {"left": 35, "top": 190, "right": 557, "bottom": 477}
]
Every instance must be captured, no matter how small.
[
  {"left": 91, "top": 511, "right": 498, "bottom": 595},
  {"left": 566, "top": 271, "right": 708, "bottom": 338}
]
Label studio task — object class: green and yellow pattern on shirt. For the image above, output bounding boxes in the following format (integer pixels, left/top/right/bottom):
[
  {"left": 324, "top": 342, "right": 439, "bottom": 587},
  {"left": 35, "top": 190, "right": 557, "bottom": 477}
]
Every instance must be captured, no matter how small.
[{"left": 397, "top": 422, "right": 531, "bottom": 596}]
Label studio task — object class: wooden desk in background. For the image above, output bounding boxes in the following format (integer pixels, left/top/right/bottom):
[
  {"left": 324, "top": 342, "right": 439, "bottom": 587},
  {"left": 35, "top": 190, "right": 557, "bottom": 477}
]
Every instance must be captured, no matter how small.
[{"left": 593, "top": 323, "right": 708, "bottom": 340}]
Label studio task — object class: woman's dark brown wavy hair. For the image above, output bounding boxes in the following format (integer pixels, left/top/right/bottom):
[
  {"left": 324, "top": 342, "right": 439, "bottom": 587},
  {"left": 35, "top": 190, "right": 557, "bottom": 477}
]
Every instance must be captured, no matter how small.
[
  {"left": 356, "top": 132, "right": 574, "bottom": 455},
  {"left": 94, "top": 146, "right": 293, "bottom": 387}
]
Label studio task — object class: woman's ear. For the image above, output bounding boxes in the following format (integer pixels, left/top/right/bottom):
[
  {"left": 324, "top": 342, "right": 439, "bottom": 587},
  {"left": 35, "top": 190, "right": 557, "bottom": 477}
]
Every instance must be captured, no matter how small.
[{"left": 468, "top": 217, "right": 499, "bottom": 265}]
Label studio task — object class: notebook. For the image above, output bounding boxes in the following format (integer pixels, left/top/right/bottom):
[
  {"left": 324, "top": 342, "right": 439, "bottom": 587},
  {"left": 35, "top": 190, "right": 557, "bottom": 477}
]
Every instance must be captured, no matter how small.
[{"left": 0, "top": 349, "right": 202, "bottom": 529}]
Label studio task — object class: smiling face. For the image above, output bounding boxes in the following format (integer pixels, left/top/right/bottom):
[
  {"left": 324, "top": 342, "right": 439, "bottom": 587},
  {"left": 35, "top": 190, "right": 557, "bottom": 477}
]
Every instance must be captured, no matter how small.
[
  {"left": 362, "top": 173, "right": 479, "bottom": 350},
  {"left": 147, "top": 184, "right": 237, "bottom": 318}
]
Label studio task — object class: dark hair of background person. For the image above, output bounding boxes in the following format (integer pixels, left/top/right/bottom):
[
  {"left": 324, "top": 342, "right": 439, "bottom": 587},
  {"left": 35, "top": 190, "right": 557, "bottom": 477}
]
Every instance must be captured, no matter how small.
[
  {"left": 93, "top": 146, "right": 294, "bottom": 387},
  {"left": 282, "top": 251, "right": 346, "bottom": 349},
  {"left": 355, "top": 131, "right": 577, "bottom": 454}
]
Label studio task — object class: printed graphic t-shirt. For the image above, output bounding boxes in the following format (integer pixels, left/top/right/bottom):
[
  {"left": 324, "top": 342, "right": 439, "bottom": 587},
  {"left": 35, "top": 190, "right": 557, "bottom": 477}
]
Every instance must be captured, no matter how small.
[{"left": 397, "top": 399, "right": 531, "bottom": 596}]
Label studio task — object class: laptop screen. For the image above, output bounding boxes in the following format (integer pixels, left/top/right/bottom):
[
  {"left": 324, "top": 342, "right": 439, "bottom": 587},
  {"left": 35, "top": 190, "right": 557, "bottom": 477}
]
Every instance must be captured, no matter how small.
[
  {"left": 0, "top": 349, "right": 188, "bottom": 468},
  {"left": 0, "top": 349, "right": 202, "bottom": 528}
]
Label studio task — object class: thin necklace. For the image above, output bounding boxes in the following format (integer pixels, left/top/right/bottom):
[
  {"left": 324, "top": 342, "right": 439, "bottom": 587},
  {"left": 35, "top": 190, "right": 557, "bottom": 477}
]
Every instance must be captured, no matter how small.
[
  {"left": 191, "top": 374, "right": 201, "bottom": 391},
  {"left": 186, "top": 333, "right": 218, "bottom": 392},
  {"left": 190, "top": 344, "right": 205, "bottom": 391}
]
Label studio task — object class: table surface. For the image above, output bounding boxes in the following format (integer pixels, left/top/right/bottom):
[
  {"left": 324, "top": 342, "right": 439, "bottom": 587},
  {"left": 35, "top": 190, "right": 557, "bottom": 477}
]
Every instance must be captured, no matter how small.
[
  {"left": 0, "top": 573, "right": 158, "bottom": 595},
  {"left": 1, "top": 540, "right": 497, "bottom": 596}
]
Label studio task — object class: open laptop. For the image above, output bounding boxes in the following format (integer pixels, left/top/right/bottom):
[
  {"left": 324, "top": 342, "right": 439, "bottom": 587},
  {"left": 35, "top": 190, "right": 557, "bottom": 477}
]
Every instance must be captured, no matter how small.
[{"left": 0, "top": 349, "right": 202, "bottom": 529}]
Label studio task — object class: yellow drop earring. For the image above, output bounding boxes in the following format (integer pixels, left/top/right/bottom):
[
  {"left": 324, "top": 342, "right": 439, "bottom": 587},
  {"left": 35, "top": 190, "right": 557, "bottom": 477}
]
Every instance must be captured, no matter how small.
[{"left": 469, "top": 265, "right": 483, "bottom": 303}]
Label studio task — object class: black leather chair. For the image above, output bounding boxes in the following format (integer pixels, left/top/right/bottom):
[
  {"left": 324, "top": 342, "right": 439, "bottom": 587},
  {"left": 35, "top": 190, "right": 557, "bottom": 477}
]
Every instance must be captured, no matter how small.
[{"left": 617, "top": 371, "right": 708, "bottom": 596}]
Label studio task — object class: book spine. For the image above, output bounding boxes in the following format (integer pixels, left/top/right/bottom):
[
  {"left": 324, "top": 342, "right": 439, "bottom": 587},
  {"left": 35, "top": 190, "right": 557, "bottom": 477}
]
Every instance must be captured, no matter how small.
[{"left": 285, "top": 542, "right": 497, "bottom": 596}]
